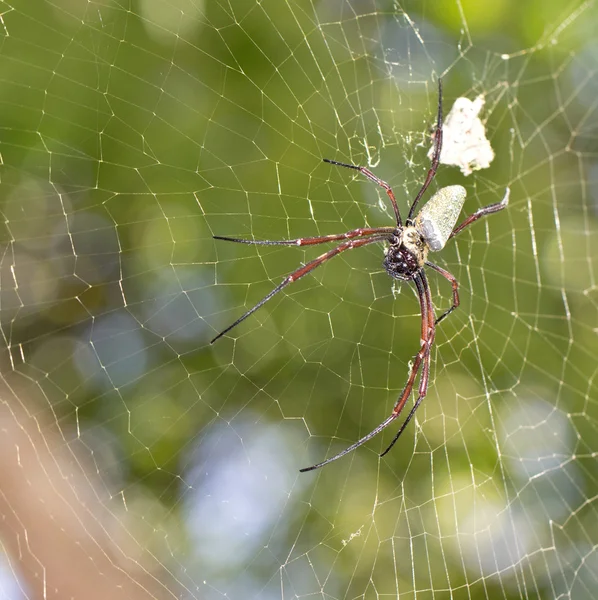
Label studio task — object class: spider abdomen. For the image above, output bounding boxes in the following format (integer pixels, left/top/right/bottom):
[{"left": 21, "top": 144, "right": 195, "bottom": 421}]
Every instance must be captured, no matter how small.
[{"left": 414, "top": 185, "right": 466, "bottom": 251}]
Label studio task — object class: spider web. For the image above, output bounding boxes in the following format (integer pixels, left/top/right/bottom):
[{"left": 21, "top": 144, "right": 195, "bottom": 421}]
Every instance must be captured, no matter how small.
[{"left": 0, "top": 0, "right": 597, "bottom": 598}]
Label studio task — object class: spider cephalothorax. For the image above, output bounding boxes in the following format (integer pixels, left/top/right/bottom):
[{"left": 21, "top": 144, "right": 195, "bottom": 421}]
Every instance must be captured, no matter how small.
[
  {"left": 383, "top": 225, "right": 429, "bottom": 281},
  {"left": 211, "top": 79, "right": 509, "bottom": 472}
]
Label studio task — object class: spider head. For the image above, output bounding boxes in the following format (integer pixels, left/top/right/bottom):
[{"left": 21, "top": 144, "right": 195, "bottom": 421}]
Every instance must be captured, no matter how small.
[{"left": 383, "top": 226, "right": 428, "bottom": 281}]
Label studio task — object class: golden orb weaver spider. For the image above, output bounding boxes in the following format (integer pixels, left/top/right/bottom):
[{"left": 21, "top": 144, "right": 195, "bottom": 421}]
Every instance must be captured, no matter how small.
[{"left": 211, "top": 79, "right": 509, "bottom": 472}]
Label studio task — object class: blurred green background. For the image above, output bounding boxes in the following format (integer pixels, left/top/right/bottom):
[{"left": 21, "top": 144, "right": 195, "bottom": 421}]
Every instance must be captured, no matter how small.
[{"left": 1, "top": 0, "right": 597, "bottom": 598}]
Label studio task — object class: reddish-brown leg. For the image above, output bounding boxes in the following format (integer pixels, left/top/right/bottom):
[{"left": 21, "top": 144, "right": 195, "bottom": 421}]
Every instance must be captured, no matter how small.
[
  {"left": 323, "top": 158, "right": 403, "bottom": 226},
  {"left": 211, "top": 234, "right": 389, "bottom": 344},
  {"left": 380, "top": 271, "right": 435, "bottom": 456},
  {"left": 450, "top": 188, "right": 510, "bottom": 239},
  {"left": 407, "top": 79, "right": 443, "bottom": 220},
  {"left": 426, "top": 261, "right": 459, "bottom": 325},
  {"left": 300, "top": 270, "right": 435, "bottom": 472},
  {"left": 213, "top": 226, "right": 395, "bottom": 247}
]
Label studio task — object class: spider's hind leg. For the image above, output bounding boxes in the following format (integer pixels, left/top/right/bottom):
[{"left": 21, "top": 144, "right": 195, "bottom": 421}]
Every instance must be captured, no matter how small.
[
  {"left": 450, "top": 187, "right": 510, "bottom": 239},
  {"left": 323, "top": 158, "right": 402, "bottom": 226}
]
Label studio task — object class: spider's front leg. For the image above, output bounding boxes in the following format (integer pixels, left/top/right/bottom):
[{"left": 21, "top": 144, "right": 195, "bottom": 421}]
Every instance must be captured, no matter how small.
[
  {"left": 380, "top": 271, "right": 435, "bottom": 456},
  {"left": 210, "top": 234, "right": 389, "bottom": 344},
  {"left": 213, "top": 226, "right": 394, "bottom": 247},
  {"left": 300, "top": 271, "right": 436, "bottom": 472}
]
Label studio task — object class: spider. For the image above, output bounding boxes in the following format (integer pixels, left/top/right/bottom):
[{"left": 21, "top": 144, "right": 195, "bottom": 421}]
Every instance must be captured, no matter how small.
[{"left": 211, "top": 79, "right": 509, "bottom": 473}]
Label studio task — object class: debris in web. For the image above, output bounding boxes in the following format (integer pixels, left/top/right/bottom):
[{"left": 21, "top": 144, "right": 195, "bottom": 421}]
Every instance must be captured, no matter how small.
[{"left": 428, "top": 95, "right": 495, "bottom": 176}]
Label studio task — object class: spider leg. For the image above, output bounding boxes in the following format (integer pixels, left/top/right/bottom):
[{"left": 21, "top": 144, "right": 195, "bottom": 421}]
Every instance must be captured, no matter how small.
[
  {"left": 299, "top": 413, "right": 400, "bottom": 473},
  {"left": 407, "top": 78, "right": 443, "bottom": 221},
  {"left": 213, "top": 226, "right": 395, "bottom": 247},
  {"left": 300, "top": 271, "right": 435, "bottom": 472},
  {"left": 380, "top": 272, "right": 435, "bottom": 456},
  {"left": 323, "top": 158, "right": 402, "bottom": 227},
  {"left": 379, "top": 337, "right": 434, "bottom": 457},
  {"left": 210, "top": 234, "right": 389, "bottom": 344},
  {"left": 450, "top": 187, "right": 510, "bottom": 239},
  {"left": 426, "top": 261, "right": 459, "bottom": 325}
]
